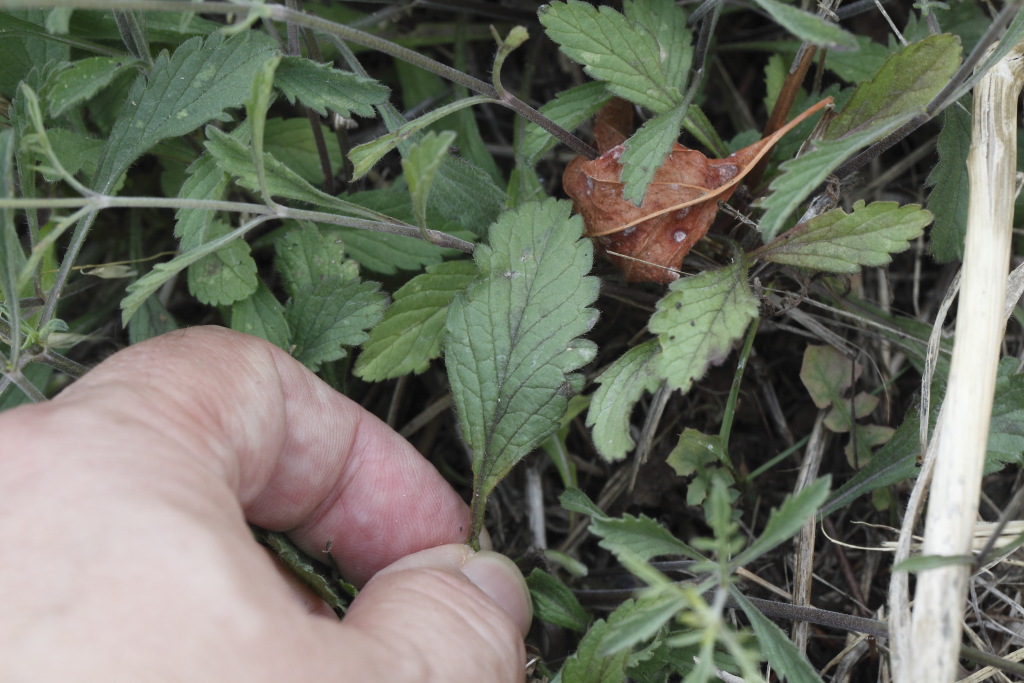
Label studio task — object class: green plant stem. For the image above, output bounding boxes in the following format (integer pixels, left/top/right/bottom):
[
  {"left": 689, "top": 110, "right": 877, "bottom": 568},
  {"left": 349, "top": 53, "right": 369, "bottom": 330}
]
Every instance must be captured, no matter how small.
[
  {"left": 719, "top": 316, "right": 758, "bottom": 456},
  {"left": 0, "top": 0, "right": 597, "bottom": 159},
  {"left": 467, "top": 482, "right": 486, "bottom": 551},
  {"left": 0, "top": 196, "right": 476, "bottom": 252}
]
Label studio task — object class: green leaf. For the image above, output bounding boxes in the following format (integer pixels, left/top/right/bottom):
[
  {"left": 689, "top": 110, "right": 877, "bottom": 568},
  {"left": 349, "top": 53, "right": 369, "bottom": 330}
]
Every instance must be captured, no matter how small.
[
  {"left": 185, "top": 220, "right": 258, "bottom": 306},
  {"left": 539, "top": 0, "right": 683, "bottom": 114},
  {"left": 348, "top": 95, "right": 494, "bottom": 180},
  {"left": 826, "top": 34, "right": 962, "bottom": 140},
  {"left": 354, "top": 259, "right": 477, "bottom": 381},
  {"left": 730, "top": 591, "right": 824, "bottom": 683},
  {"left": 127, "top": 295, "right": 179, "bottom": 345},
  {"left": 93, "top": 31, "right": 276, "bottom": 191},
  {"left": 756, "top": 125, "right": 894, "bottom": 240},
  {"left": 204, "top": 126, "right": 397, "bottom": 224},
  {"left": 755, "top": 200, "right": 931, "bottom": 272},
  {"left": 428, "top": 155, "right": 507, "bottom": 237},
  {"left": 560, "top": 488, "right": 609, "bottom": 519},
  {"left": 263, "top": 117, "right": 343, "bottom": 185},
  {"left": 799, "top": 344, "right": 858, "bottom": 409},
  {"left": 122, "top": 216, "right": 270, "bottom": 326},
  {"left": 276, "top": 224, "right": 387, "bottom": 372},
  {"left": 247, "top": 53, "right": 280, "bottom": 205},
  {"left": 619, "top": 102, "right": 687, "bottom": 204},
  {"left": 732, "top": 477, "right": 831, "bottom": 567},
  {"left": 40, "top": 56, "right": 141, "bottom": 117},
  {"left": 623, "top": 0, "right": 692, "bottom": 92},
  {"left": 526, "top": 568, "right": 591, "bottom": 632},
  {"left": 445, "top": 198, "right": 599, "bottom": 500},
  {"left": 0, "top": 129, "right": 21, "bottom": 355},
  {"left": 822, "top": 36, "right": 891, "bottom": 83},
  {"left": 586, "top": 340, "right": 662, "bottom": 461},
  {"left": 403, "top": 130, "right": 456, "bottom": 230},
  {"left": 0, "top": 10, "right": 69, "bottom": 98},
  {"left": 892, "top": 554, "right": 974, "bottom": 572},
  {"left": 590, "top": 513, "right": 704, "bottom": 563},
  {"left": 666, "top": 428, "right": 734, "bottom": 507},
  {"left": 230, "top": 280, "right": 290, "bottom": 351},
  {"left": 41, "top": 128, "right": 102, "bottom": 181},
  {"left": 599, "top": 591, "right": 688, "bottom": 655},
  {"left": 274, "top": 55, "right": 388, "bottom": 118},
  {"left": 926, "top": 104, "right": 971, "bottom": 262},
  {"left": 327, "top": 189, "right": 466, "bottom": 275},
  {"left": 518, "top": 81, "right": 611, "bottom": 165},
  {"left": 650, "top": 261, "right": 758, "bottom": 394},
  {"left": 751, "top": 0, "right": 857, "bottom": 51},
  {"left": 559, "top": 606, "right": 633, "bottom": 683}
]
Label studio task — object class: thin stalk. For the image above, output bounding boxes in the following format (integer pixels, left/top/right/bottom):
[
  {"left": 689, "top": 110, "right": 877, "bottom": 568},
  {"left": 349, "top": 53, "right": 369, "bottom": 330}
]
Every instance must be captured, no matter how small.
[{"left": 719, "top": 316, "right": 758, "bottom": 456}]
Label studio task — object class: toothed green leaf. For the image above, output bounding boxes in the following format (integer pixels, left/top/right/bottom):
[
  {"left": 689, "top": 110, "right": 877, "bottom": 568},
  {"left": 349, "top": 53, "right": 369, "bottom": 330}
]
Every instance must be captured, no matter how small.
[
  {"left": 445, "top": 198, "right": 599, "bottom": 500},
  {"left": 587, "top": 340, "right": 662, "bottom": 462},
  {"left": 274, "top": 56, "right": 388, "bottom": 118}
]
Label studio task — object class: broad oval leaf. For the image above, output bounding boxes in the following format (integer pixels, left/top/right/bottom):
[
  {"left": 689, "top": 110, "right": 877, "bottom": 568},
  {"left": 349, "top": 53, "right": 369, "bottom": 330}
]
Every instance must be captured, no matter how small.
[{"left": 445, "top": 198, "right": 599, "bottom": 499}]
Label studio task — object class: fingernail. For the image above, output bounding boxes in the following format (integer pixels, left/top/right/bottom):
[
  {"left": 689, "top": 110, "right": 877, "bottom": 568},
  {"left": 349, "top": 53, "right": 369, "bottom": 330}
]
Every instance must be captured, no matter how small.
[{"left": 461, "top": 550, "right": 533, "bottom": 636}]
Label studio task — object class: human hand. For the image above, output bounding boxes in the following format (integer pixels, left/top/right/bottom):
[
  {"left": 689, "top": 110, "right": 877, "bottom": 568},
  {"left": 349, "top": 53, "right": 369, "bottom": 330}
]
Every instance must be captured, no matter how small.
[{"left": 0, "top": 326, "right": 531, "bottom": 681}]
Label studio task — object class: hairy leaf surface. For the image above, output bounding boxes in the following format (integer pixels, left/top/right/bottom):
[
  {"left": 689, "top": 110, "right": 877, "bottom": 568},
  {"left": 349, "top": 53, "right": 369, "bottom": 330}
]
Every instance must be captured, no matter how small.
[
  {"left": 275, "top": 56, "right": 388, "bottom": 118},
  {"left": 756, "top": 201, "right": 931, "bottom": 272},
  {"left": 355, "top": 259, "right": 477, "bottom": 381},
  {"left": 650, "top": 261, "right": 758, "bottom": 394},
  {"left": 926, "top": 105, "right": 971, "bottom": 262},
  {"left": 587, "top": 340, "right": 662, "bottom": 461},
  {"left": 445, "top": 198, "right": 598, "bottom": 500}
]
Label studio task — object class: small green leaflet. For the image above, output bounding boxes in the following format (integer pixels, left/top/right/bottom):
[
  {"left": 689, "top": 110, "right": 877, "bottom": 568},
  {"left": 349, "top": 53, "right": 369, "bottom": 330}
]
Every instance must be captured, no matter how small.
[
  {"left": 619, "top": 102, "right": 688, "bottom": 204},
  {"left": 754, "top": 201, "right": 931, "bottom": 272},
  {"left": 276, "top": 224, "right": 387, "bottom": 372},
  {"left": 0, "top": 129, "right": 21, "bottom": 360},
  {"left": 348, "top": 95, "right": 494, "bottom": 180},
  {"left": 230, "top": 280, "right": 290, "bottom": 351},
  {"left": 355, "top": 259, "right": 477, "bottom": 381},
  {"left": 263, "top": 118, "right": 343, "bottom": 185},
  {"left": 127, "top": 295, "right": 178, "bottom": 345},
  {"left": 586, "top": 340, "right": 661, "bottom": 461},
  {"left": 539, "top": 0, "right": 685, "bottom": 114},
  {"left": 185, "top": 219, "right": 258, "bottom": 306},
  {"left": 598, "top": 591, "right": 688, "bottom": 655},
  {"left": 751, "top": 0, "right": 857, "bottom": 51},
  {"left": 650, "top": 260, "right": 758, "bottom": 395},
  {"left": 591, "top": 513, "right": 704, "bottom": 563},
  {"left": 274, "top": 56, "right": 388, "bottom": 118},
  {"left": 526, "top": 568, "right": 591, "bottom": 632},
  {"left": 892, "top": 554, "right": 974, "bottom": 573},
  {"left": 518, "top": 81, "right": 610, "bottom": 166},
  {"left": 445, "top": 198, "right": 599, "bottom": 501},
  {"left": 731, "top": 477, "right": 830, "bottom": 567},
  {"left": 926, "top": 104, "right": 971, "bottom": 262},
  {"left": 666, "top": 429, "right": 733, "bottom": 507},
  {"left": 40, "top": 56, "right": 140, "bottom": 117},
  {"left": 92, "top": 31, "right": 276, "bottom": 192},
  {"left": 826, "top": 33, "right": 962, "bottom": 140},
  {"left": 558, "top": 606, "right": 632, "bottom": 683},
  {"left": 403, "top": 130, "right": 456, "bottom": 230},
  {"left": 731, "top": 591, "right": 825, "bottom": 683},
  {"left": 755, "top": 125, "right": 893, "bottom": 241}
]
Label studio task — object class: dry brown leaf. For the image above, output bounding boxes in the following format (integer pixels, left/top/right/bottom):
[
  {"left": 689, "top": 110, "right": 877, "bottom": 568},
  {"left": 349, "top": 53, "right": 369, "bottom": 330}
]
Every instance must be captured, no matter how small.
[{"left": 564, "top": 97, "right": 833, "bottom": 283}]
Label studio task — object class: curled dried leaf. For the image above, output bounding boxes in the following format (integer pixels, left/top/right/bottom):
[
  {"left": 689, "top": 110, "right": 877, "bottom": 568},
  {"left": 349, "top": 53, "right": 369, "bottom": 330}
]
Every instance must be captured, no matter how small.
[{"left": 564, "top": 97, "right": 832, "bottom": 283}]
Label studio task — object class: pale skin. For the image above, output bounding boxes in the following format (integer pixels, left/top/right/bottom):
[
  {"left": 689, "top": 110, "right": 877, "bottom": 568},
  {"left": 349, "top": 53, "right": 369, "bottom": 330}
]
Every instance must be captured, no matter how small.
[{"left": 0, "top": 326, "right": 532, "bottom": 681}]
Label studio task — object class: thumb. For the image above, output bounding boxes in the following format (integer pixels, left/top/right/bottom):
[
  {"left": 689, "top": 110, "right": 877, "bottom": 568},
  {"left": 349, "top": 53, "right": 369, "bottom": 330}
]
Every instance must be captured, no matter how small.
[{"left": 339, "top": 545, "right": 532, "bottom": 682}]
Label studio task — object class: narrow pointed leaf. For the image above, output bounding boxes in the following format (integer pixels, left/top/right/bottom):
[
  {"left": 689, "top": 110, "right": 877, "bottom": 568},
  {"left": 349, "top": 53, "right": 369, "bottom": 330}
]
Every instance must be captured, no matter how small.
[
  {"left": 355, "top": 259, "right": 477, "bottom": 381},
  {"left": 93, "top": 31, "right": 276, "bottom": 191},
  {"left": 751, "top": 0, "right": 857, "bottom": 51},
  {"left": 731, "top": 591, "right": 825, "bottom": 683},
  {"left": 826, "top": 34, "right": 961, "bottom": 140},
  {"left": 755, "top": 200, "right": 930, "bottom": 272},
  {"left": 590, "top": 513, "right": 705, "bottom": 563},
  {"left": 527, "top": 568, "right": 592, "bottom": 632},
  {"left": 445, "top": 198, "right": 599, "bottom": 499},
  {"left": 599, "top": 591, "right": 688, "bottom": 655},
  {"left": 539, "top": 0, "right": 683, "bottom": 114},
  {"left": 926, "top": 105, "right": 971, "bottom": 262},
  {"left": 619, "top": 103, "right": 688, "bottom": 204},
  {"left": 519, "top": 81, "right": 611, "bottom": 165},
  {"left": 732, "top": 477, "right": 830, "bottom": 567},
  {"left": 41, "top": 56, "right": 141, "bottom": 117},
  {"left": 650, "top": 260, "right": 758, "bottom": 394},
  {"left": 403, "top": 130, "right": 456, "bottom": 229},
  {"left": 587, "top": 340, "right": 662, "bottom": 461},
  {"left": 275, "top": 56, "right": 388, "bottom": 118}
]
